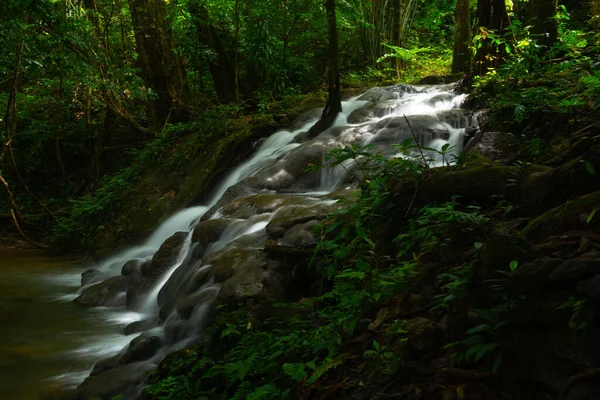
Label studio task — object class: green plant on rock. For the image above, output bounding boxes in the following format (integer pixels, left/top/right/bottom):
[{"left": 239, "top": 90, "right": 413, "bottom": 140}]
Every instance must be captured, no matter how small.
[{"left": 558, "top": 297, "right": 593, "bottom": 336}]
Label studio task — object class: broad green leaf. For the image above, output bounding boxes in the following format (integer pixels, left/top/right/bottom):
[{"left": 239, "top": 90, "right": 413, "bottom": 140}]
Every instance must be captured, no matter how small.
[
  {"left": 282, "top": 363, "right": 305, "bottom": 382},
  {"left": 585, "top": 161, "right": 596, "bottom": 176}
]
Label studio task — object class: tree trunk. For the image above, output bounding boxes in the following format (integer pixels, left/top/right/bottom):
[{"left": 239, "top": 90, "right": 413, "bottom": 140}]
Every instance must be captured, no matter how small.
[
  {"left": 190, "top": 3, "right": 238, "bottom": 104},
  {"left": 128, "top": 0, "right": 189, "bottom": 128},
  {"left": 528, "top": 0, "right": 558, "bottom": 47},
  {"left": 452, "top": 0, "right": 471, "bottom": 73},
  {"left": 307, "top": 0, "right": 342, "bottom": 139},
  {"left": 472, "top": 0, "right": 510, "bottom": 76}
]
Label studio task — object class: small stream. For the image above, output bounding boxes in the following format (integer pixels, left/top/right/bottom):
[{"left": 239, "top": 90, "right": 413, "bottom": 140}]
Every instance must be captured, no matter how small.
[
  {"left": 0, "top": 251, "right": 132, "bottom": 399},
  {"left": 0, "top": 83, "right": 478, "bottom": 399}
]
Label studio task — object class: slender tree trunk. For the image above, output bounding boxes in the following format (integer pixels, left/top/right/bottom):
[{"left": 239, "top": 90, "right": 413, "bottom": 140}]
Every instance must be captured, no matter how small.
[
  {"left": 283, "top": 0, "right": 288, "bottom": 85},
  {"left": 452, "top": 0, "right": 471, "bottom": 73},
  {"left": 391, "top": 0, "right": 401, "bottom": 77},
  {"left": 528, "top": 0, "right": 558, "bottom": 47},
  {"left": 233, "top": 0, "right": 240, "bottom": 101},
  {"left": 307, "top": 0, "right": 342, "bottom": 139},
  {"left": 191, "top": 3, "right": 238, "bottom": 104},
  {"left": 128, "top": 0, "right": 190, "bottom": 128}
]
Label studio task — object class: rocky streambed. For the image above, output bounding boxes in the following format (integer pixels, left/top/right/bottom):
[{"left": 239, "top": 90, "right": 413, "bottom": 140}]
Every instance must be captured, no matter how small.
[{"left": 63, "top": 83, "right": 480, "bottom": 399}]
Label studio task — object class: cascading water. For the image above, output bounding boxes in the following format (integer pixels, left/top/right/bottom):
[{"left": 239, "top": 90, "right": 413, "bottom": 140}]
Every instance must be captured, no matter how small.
[{"left": 54, "top": 83, "right": 478, "bottom": 399}]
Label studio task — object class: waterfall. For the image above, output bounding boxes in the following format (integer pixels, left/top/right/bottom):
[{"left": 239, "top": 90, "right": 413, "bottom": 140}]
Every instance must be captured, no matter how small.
[{"left": 57, "top": 83, "right": 479, "bottom": 398}]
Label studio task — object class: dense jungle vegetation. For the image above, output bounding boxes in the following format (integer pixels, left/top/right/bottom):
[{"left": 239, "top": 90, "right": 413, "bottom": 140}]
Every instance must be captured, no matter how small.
[{"left": 2, "top": 0, "right": 600, "bottom": 399}]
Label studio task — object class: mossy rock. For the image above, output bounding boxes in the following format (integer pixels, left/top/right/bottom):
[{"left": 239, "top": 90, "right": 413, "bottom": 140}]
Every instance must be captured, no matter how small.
[
  {"left": 521, "top": 191, "right": 600, "bottom": 243},
  {"left": 521, "top": 156, "right": 600, "bottom": 211},
  {"left": 191, "top": 219, "right": 231, "bottom": 247}
]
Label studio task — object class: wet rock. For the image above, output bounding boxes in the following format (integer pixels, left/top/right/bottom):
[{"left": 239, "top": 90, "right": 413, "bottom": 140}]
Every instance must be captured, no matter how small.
[
  {"left": 209, "top": 242, "right": 288, "bottom": 303},
  {"left": 218, "top": 193, "right": 316, "bottom": 219},
  {"left": 124, "top": 319, "right": 156, "bottom": 335},
  {"left": 212, "top": 247, "right": 266, "bottom": 283},
  {"left": 266, "top": 205, "right": 332, "bottom": 239},
  {"left": 74, "top": 276, "right": 129, "bottom": 307},
  {"left": 373, "top": 114, "right": 450, "bottom": 146},
  {"left": 425, "top": 93, "right": 455, "bottom": 106},
  {"left": 121, "top": 260, "right": 143, "bottom": 277},
  {"left": 157, "top": 258, "right": 211, "bottom": 317},
  {"left": 119, "top": 334, "right": 162, "bottom": 365},
  {"left": 141, "top": 231, "right": 188, "bottom": 279},
  {"left": 282, "top": 220, "right": 319, "bottom": 247},
  {"left": 77, "top": 361, "right": 154, "bottom": 400},
  {"left": 357, "top": 84, "right": 420, "bottom": 102},
  {"left": 81, "top": 268, "right": 102, "bottom": 287},
  {"left": 243, "top": 142, "right": 325, "bottom": 191},
  {"left": 436, "top": 109, "right": 475, "bottom": 129},
  {"left": 289, "top": 108, "right": 322, "bottom": 132},
  {"left": 547, "top": 255, "right": 600, "bottom": 282},
  {"left": 158, "top": 261, "right": 212, "bottom": 305},
  {"left": 192, "top": 219, "right": 231, "bottom": 247},
  {"left": 202, "top": 184, "right": 259, "bottom": 221},
  {"left": 126, "top": 279, "right": 152, "bottom": 310},
  {"left": 176, "top": 287, "right": 219, "bottom": 319},
  {"left": 370, "top": 100, "right": 402, "bottom": 118},
  {"left": 347, "top": 107, "right": 375, "bottom": 124},
  {"left": 164, "top": 320, "right": 186, "bottom": 344},
  {"left": 90, "top": 354, "right": 119, "bottom": 376},
  {"left": 476, "top": 131, "right": 518, "bottom": 163}
]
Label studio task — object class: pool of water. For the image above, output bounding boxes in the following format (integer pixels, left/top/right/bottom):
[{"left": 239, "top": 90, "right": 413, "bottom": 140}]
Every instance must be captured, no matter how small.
[{"left": 0, "top": 250, "right": 132, "bottom": 400}]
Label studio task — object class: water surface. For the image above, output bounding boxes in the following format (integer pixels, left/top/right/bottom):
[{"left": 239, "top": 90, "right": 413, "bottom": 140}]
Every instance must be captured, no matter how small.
[{"left": 0, "top": 250, "right": 131, "bottom": 400}]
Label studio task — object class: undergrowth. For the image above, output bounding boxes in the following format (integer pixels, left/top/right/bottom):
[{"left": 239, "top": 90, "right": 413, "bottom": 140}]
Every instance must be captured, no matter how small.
[{"left": 144, "top": 142, "right": 523, "bottom": 400}]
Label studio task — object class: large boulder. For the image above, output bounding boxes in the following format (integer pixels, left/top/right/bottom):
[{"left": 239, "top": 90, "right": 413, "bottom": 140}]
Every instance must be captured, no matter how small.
[
  {"left": 547, "top": 254, "right": 600, "bottom": 283},
  {"left": 522, "top": 191, "right": 600, "bottom": 243},
  {"left": 289, "top": 108, "right": 323, "bottom": 132},
  {"left": 141, "top": 231, "right": 188, "bottom": 279},
  {"left": 347, "top": 107, "right": 375, "bottom": 124},
  {"left": 74, "top": 276, "right": 129, "bottom": 307},
  {"left": 77, "top": 361, "right": 154, "bottom": 400},
  {"left": 81, "top": 268, "right": 103, "bottom": 287},
  {"left": 192, "top": 219, "right": 232, "bottom": 247},
  {"left": 373, "top": 114, "right": 450, "bottom": 147},
  {"left": 118, "top": 334, "right": 162, "bottom": 365},
  {"left": 357, "top": 84, "right": 421, "bottom": 102}
]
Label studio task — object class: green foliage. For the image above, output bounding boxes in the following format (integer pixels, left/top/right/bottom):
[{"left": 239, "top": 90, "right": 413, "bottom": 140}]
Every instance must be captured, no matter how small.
[
  {"left": 471, "top": 5, "right": 600, "bottom": 141},
  {"left": 146, "top": 143, "right": 501, "bottom": 398},
  {"left": 558, "top": 297, "right": 593, "bottom": 335}
]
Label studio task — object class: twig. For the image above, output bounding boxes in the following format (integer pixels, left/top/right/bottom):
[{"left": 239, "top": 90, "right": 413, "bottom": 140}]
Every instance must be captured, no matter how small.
[
  {"left": 403, "top": 114, "right": 429, "bottom": 168},
  {"left": 10, "top": 209, "right": 46, "bottom": 249},
  {"left": 559, "top": 368, "right": 600, "bottom": 400},
  {"left": 404, "top": 179, "right": 421, "bottom": 218},
  {"left": 9, "top": 144, "right": 60, "bottom": 224},
  {"left": 571, "top": 123, "right": 596, "bottom": 137}
]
